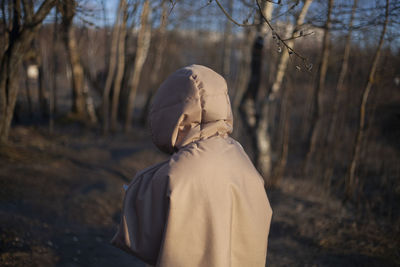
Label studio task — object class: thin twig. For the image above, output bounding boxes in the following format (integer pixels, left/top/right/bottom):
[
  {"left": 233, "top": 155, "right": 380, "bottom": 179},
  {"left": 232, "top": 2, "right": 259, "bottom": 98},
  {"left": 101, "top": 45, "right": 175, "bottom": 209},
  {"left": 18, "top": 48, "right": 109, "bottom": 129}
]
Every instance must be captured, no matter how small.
[
  {"left": 168, "top": 0, "right": 178, "bottom": 16},
  {"left": 214, "top": 0, "right": 254, "bottom": 26},
  {"left": 255, "top": 0, "right": 307, "bottom": 62},
  {"left": 282, "top": 31, "right": 314, "bottom": 41},
  {"left": 214, "top": 0, "right": 312, "bottom": 69},
  {"left": 271, "top": 0, "right": 300, "bottom": 21}
]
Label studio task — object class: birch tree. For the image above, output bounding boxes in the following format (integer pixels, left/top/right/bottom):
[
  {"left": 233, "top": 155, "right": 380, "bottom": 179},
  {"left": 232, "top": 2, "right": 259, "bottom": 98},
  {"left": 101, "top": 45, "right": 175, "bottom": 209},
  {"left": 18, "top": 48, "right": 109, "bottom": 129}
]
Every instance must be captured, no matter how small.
[
  {"left": 255, "top": 0, "right": 312, "bottom": 184},
  {"left": 327, "top": 0, "right": 357, "bottom": 144},
  {"left": 323, "top": 0, "right": 358, "bottom": 184},
  {"left": 49, "top": 10, "right": 60, "bottom": 133},
  {"left": 303, "top": 0, "right": 334, "bottom": 177},
  {"left": 110, "top": 0, "right": 128, "bottom": 131},
  {"left": 124, "top": 0, "right": 151, "bottom": 132},
  {"left": 346, "top": 0, "right": 390, "bottom": 198},
  {"left": 59, "top": 0, "right": 86, "bottom": 118},
  {"left": 102, "top": 0, "right": 125, "bottom": 134},
  {"left": 140, "top": 0, "right": 168, "bottom": 125},
  {"left": 238, "top": 1, "right": 273, "bottom": 160}
]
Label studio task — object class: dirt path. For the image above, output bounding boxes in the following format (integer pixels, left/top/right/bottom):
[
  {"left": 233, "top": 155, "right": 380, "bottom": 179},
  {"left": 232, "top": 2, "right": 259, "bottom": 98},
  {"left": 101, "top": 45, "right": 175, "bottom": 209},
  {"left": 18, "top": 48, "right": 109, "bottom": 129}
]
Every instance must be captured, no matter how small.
[{"left": 0, "top": 126, "right": 397, "bottom": 266}]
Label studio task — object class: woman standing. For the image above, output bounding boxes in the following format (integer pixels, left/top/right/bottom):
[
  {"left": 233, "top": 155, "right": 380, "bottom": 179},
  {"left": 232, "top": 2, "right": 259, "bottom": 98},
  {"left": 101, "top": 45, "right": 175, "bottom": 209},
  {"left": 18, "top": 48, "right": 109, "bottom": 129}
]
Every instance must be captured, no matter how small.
[{"left": 112, "top": 65, "right": 272, "bottom": 267}]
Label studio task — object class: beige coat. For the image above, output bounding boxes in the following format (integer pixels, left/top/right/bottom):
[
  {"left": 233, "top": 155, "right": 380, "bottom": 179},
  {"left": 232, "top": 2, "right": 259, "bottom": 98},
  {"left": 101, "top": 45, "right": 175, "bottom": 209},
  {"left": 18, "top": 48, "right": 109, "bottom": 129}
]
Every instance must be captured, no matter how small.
[{"left": 111, "top": 65, "right": 272, "bottom": 267}]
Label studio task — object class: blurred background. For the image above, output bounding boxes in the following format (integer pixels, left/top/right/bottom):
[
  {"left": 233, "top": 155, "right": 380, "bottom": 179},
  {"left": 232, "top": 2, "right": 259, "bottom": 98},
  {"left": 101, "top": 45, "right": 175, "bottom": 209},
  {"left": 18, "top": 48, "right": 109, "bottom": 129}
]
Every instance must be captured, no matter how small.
[{"left": 0, "top": 0, "right": 399, "bottom": 266}]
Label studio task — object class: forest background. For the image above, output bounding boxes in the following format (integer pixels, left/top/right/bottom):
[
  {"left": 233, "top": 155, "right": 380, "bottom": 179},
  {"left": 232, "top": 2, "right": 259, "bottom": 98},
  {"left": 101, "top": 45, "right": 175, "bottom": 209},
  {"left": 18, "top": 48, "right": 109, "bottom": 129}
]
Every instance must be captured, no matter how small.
[{"left": 0, "top": 0, "right": 399, "bottom": 266}]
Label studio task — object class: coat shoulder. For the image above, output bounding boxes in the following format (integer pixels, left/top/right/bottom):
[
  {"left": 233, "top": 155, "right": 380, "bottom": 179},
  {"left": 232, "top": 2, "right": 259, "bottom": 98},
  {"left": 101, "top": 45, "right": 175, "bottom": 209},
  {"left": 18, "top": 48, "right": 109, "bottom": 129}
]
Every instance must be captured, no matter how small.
[{"left": 168, "top": 136, "right": 264, "bottom": 186}]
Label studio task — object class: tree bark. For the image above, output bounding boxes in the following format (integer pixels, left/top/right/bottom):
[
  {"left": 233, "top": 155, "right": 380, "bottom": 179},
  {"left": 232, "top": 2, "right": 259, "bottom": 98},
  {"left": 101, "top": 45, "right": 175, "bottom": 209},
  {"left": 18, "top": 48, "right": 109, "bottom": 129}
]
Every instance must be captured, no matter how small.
[
  {"left": 49, "top": 9, "right": 59, "bottom": 133},
  {"left": 102, "top": 0, "right": 124, "bottom": 134},
  {"left": 346, "top": 0, "right": 389, "bottom": 198},
  {"left": 0, "top": 0, "right": 9, "bottom": 60},
  {"left": 237, "top": 1, "right": 273, "bottom": 160},
  {"left": 0, "top": 0, "right": 56, "bottom": 143},
  {"left": 37, "top": 45, "right": 48, "bottom": 118},
  {"left": 110, "top": 0, "right": 128, "bottom": 131},
  {"left": 271, "top": 84, "right": 291, "bottom": 184},
  {"left": 232, "top": 27, "right": 255, "bottom": 113},
  {"left": 327, "top": 0, "right": 358, "bottom": 144},
  {"left": 140, "top": 0, "right": 168, "bottom": 126},
  {"left": 323, "top": 0, "right": 358, "bottom": 184},
  {"left": 124, "top": 0, "right": 151, "bottom": 132},
  {"left": 60, "top": 0, "right": 86, "bottom": 117},
  {"left": 303, "top": 0, "right": 334, "bottom": 176},
  {"left": 23, "top": 62, "right": 33, "bottom": 117}
]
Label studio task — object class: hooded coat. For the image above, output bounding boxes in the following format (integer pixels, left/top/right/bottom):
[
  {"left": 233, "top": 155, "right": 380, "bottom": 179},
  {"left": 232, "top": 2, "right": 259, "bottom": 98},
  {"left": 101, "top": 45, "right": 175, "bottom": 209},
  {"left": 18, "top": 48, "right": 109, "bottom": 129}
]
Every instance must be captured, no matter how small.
[{"left": 111, "top": 65, "right": 272, "bottom": 267}]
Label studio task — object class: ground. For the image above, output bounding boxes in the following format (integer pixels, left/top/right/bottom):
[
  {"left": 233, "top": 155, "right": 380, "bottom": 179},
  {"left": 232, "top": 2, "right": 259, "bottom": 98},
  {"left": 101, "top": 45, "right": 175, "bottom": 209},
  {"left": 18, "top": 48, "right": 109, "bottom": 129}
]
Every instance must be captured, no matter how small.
[{"left": 0, "top": 125, "right": 398, "bottom": 267}]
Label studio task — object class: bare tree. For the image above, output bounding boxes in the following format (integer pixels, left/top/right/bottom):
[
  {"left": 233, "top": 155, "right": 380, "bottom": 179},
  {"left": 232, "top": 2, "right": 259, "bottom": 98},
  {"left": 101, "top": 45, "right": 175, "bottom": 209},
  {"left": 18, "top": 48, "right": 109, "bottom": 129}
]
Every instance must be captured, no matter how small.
[
  {"left": 140, "top": 0, "right": 169, "bottom": 125},
  {"left": 124, "top": 0, "right": 151, "bottom": 132},
  {"left": 327, "top": 0, "right": 357, "bottom": 144},
  {"left": 22, "top": 62, "right": 33, "bottom": 117},
  {"left": 29, "top": 39, "right": 48, "bottom": 118},
  {"left": 254, "top": 0, "right": 312, "bottom": 184},
  {"left": 49, "top": 9, "right": 60, "bottom": 133},
  {"left": 238, "top": 1, "right": 273, "bottom": 160},
  {"left": 323, "top": 0, "right": 358, "bottom": 184},
  {"left": 232, "top": 27, "right": 255, "bottom": 113},
  {"left": 303, "top": 0, "right": 334, "bottom": 177},
  {"left": 110, "top": 0, "right": 128, "bottom": 131},
  {"left": 102, "top": 0, "right": 125, "bottom": 134},
  {"left": 0, "top": 0, "right": 56, "bottom": 143},
  {"left": 59, "top": 0, "right": 86, "bottom": 118},
  {"left": 346, "top": 0, "right": 390, "bottom": 198},
  {"left": 271, "top": 82, "right": 291, "bottom": 184}
]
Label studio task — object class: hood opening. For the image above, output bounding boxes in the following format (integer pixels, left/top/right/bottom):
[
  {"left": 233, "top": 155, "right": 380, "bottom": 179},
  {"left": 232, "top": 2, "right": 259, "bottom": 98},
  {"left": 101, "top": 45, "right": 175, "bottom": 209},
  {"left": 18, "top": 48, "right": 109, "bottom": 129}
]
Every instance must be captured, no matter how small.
[{"left": 149, "top": 64, "right": 233, "bottom": 154}]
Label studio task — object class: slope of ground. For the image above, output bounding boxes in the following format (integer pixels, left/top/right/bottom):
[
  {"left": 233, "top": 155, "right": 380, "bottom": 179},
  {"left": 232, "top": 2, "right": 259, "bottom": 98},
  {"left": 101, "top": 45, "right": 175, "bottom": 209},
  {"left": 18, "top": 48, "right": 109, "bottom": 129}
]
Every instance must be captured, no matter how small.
[{"left": 0, "top": 125, "right": 398, "bottom": 266}]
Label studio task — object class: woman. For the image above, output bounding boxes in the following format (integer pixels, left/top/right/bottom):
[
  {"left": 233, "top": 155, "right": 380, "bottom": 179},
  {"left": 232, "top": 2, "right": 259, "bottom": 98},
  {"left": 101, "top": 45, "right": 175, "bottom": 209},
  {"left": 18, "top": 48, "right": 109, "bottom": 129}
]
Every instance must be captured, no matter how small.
[{"left": 112, "top": 64, "right": 272, "bottom": 267}]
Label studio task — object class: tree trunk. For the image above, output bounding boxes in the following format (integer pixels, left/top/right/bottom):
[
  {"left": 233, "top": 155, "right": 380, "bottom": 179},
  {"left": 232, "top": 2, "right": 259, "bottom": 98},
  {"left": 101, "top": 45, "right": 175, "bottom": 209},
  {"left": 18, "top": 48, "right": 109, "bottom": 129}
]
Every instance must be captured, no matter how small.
[
  {"left": 327, "top": 0, "right": 357, "bottom": 144},
  {"left": 0, "top": 0, "right": 10, "bottom": 60},
  {"left": 346, "top": 0, "right": 389, "bottom": 199},
  {"left": 238, "top": 2, "right": 273, "bottom": 160},
  {"left": 323, "top": 0, "right": 358, "bottom": 184},
  {"left": 110, "top": 0, "right": 128, "bottom": 131},
  {"left": 23, "top": 62, "right": 33, "bottom": 118},
  {"left": 271, "top": 85, "right": 291, "bottom": 185},
  {"left": 124, "top": 0, "right": 151, "bottom": 132},
  {"left": 232, "top": 27, "right": 255, "bottom": 113},
  {"left": 303, "top": 0, "right": 334, "bottom": 177},
  {"left": 37, "top": 50, "right": 48, "bottom": 118},
  {"left": 0, "top": 0, "right": 56, "bottom": 143},
  {"left": 102, "top": 0, "right": 124, "bottom": 134},
  {"left": 256, "top": 0, "right": 312, "bottom": 183},
  {"left": 140, "top": 0, "right": 168, "bottom": 126},
  {"left": 83, "top": 83, "right": 97, "bottom": 124},
  {"left": 60, "top": 0, "right": 86, "bottom": 118},
  {"left": 50, "top": 9, "right": 59, "bottom": 133}
]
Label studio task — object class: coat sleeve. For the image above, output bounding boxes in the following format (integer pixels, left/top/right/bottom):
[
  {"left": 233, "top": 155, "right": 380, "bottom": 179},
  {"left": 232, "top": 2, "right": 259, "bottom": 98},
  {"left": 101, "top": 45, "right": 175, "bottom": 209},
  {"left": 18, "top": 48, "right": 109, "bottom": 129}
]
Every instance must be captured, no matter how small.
[{"left": 111, "top": 161, "right": 170, "bottom": 266}]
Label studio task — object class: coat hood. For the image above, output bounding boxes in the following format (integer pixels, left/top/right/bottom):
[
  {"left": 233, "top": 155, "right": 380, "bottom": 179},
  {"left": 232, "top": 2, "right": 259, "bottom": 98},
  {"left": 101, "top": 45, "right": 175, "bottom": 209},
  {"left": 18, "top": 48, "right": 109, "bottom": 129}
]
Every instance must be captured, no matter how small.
[{"left": 149, "top": 64, "right": 233, "bottom": 154}]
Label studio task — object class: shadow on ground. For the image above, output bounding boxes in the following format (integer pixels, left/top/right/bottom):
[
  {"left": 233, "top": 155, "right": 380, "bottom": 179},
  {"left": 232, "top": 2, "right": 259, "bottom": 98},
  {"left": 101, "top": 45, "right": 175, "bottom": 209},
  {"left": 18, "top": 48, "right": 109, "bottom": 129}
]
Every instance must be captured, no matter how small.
[{"left": 0, "top": 125, "right": 397, "bottom": 266}]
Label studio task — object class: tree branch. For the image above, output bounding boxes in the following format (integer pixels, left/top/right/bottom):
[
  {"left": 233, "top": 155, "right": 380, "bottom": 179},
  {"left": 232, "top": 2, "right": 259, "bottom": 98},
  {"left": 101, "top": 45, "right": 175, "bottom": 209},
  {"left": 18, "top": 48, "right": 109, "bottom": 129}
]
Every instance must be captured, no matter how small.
[
  {"left": 31, "top": 0, "right": 56, "bottom": 26},
  {"left": 255, "top": 0, "right": 308, "bottom": 63},
  {"left": 21, "top": 0, "right": 33, "bottom": 22},
  {"left": 214, "top": 0, "right": 254, "bottom": 26}
]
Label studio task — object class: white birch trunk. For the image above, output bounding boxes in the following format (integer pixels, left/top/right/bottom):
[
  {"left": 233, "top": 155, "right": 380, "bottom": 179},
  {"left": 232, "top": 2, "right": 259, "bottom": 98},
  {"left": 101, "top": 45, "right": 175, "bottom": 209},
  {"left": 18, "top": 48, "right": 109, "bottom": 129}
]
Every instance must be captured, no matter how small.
[
  {"left": 124, "top": 0, "right": 151, "bottom": 132},
  {"left": 346, "top": 0, "right": 389, "bottom": 198},
  {"left": 102, "top": 0, "right": 124, "bottom": 133},
  {"left": 110, "top": 0, "right": 127, "bottom": 131},
  {"left": 256, "top": 0, "right": 313, "bottom": 182}
]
